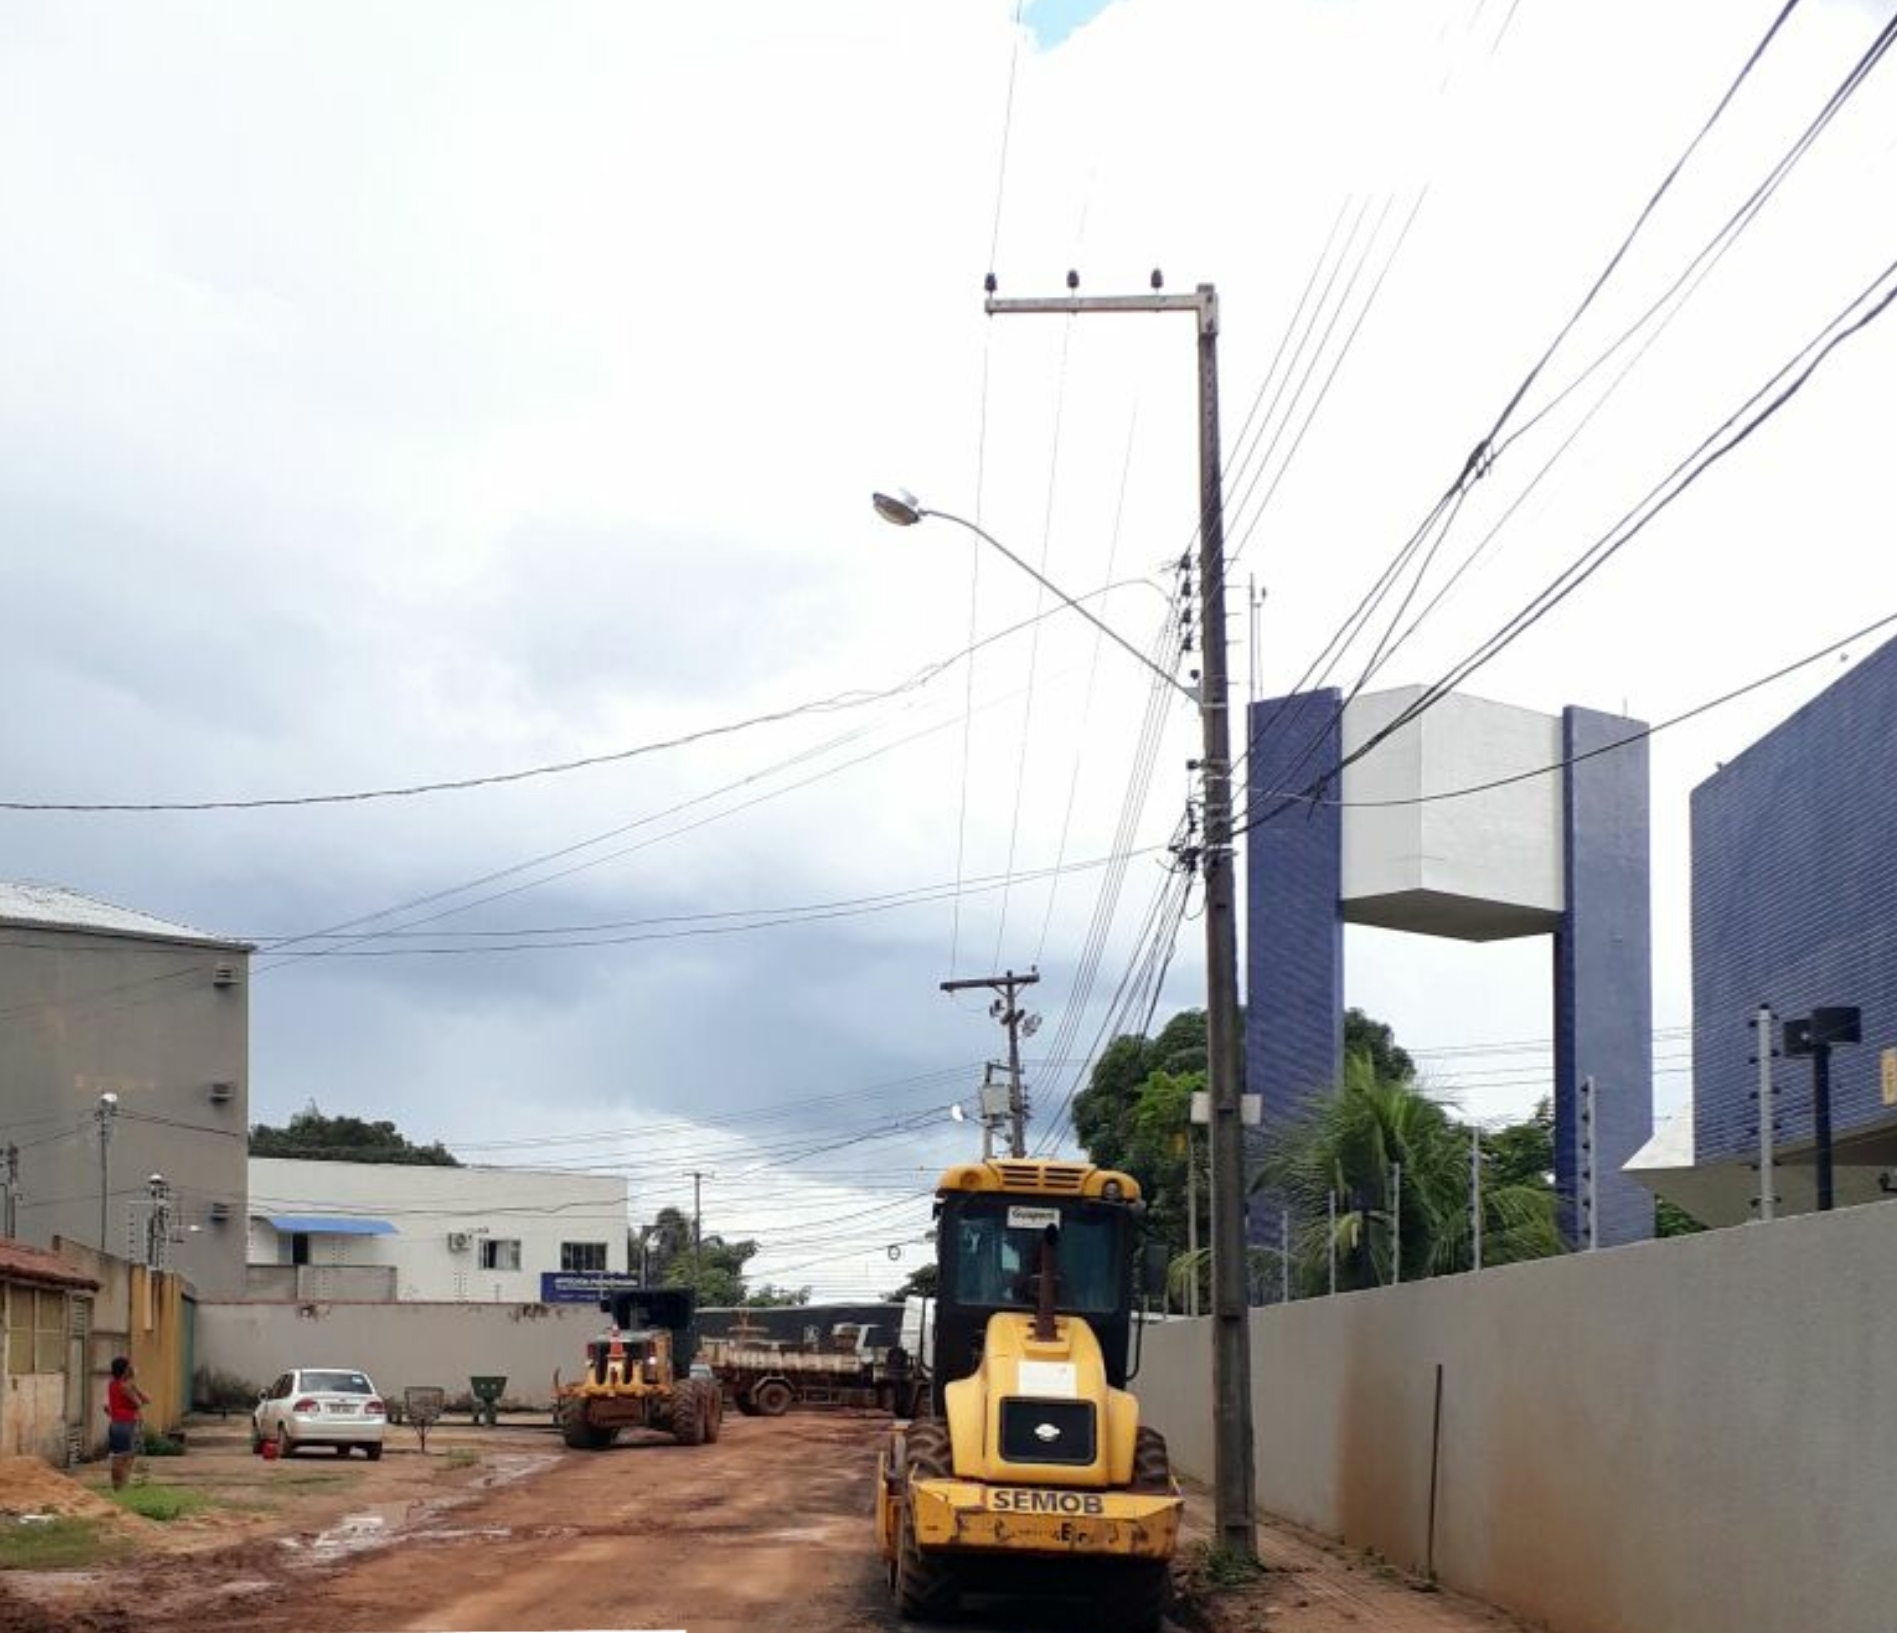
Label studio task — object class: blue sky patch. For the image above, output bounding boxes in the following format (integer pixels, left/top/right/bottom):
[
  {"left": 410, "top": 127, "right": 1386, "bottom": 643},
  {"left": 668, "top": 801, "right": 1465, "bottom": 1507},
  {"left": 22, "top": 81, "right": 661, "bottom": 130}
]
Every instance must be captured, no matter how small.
[{"left": 1025, "top": 0, "right": 1121, "bottom": 50}]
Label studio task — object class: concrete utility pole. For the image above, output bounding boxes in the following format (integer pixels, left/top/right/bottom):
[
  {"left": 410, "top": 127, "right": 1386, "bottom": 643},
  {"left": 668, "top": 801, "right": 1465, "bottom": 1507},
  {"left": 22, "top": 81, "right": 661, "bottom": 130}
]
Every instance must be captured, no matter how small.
[
  {"left": 940, "top": 970, "right": 1040, "bottom": 1158},
  {"left": 687, "top": 1170, "right": 711, "bottom": 1286},
  {"left": 145, "top": 1173, "right": 171, "bottom": 1270},
  {"left": 1471, "top": 1123, "right": 1484, "bottom": 1270},
  {"left": 1753, "top": 1004, "right": 1777, "bottom": 1223},
  {"left": 1, "top": 1142, "right": 18, "bottom": 1238},
  {"left": 989, "top": 274, "right": 1255, "bottom": 1560},
  {"left": 95, "top": 1092, "right": 118, "bottom": 1256}
]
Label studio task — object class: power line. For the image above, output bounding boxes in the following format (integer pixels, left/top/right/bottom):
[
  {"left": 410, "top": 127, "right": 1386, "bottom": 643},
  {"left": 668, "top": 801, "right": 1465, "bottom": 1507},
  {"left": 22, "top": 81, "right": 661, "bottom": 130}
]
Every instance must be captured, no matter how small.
[{"left": 1242, "top": 606, "right": 1897, "bottom": 825}]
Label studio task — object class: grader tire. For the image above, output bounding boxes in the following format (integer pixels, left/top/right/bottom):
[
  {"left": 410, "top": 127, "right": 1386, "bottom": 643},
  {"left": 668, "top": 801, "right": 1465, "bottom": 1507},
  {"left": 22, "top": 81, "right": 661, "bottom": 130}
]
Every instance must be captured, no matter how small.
[
  {"left": 561, "top": 1411, "right": 614, "bottom": 1451},
  {"left": 703, "top": 1384, "right": 723, "bottom": 1443},
  {"left": 894, "top": 1420, "right": 959, "bottom": 1622},
  {"left": 753, "top": 1379, "right": 794, "bottom": 1418},
  {"left": 1131, "top": 1426, "right": 1174, "bottom": 1491},
  {"left": 672, "top": 1381, "right": 706, "bottom": 1447}
]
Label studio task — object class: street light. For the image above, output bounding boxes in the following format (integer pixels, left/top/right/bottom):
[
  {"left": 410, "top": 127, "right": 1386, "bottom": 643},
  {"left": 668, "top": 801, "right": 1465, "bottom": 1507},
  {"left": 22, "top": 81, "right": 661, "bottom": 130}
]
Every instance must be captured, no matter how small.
[{"left": 870, "top": 491, "right": 1194, "bottom": 701}]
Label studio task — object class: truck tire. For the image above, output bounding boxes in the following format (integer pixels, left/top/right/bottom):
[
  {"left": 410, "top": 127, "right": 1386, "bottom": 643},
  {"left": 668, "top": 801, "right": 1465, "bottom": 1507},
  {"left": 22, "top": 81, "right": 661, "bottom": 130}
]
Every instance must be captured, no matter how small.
[
  {"left": 1130, "top": 1426, "right": 1173, "bottom": 1491},
  {"left": 894, "top": 1420, "right": 958, "bottom": 1621},
  {"left": 672, "top": 1380, "right": 706, "bottom": 1447},
  {"left": 753, "top": 1378, "right": 794, "bottom": 1418},
  {"left": 703, "top": 1384, "right": 723, "bottom": 1443}
]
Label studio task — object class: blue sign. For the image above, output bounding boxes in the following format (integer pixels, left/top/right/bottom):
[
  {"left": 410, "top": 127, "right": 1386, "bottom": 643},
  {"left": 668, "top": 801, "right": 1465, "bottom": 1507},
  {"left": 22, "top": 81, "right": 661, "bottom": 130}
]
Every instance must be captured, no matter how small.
[{"left": 540, "top": 1272, "right": 642, "bottom": 1304}]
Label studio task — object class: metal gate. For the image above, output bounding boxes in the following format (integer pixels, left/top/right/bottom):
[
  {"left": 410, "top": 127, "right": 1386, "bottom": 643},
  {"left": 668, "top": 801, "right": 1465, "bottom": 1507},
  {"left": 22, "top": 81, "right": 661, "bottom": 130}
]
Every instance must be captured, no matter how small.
[{"left": 65, "top": 1294, "right": 93, "bottom": 1467}]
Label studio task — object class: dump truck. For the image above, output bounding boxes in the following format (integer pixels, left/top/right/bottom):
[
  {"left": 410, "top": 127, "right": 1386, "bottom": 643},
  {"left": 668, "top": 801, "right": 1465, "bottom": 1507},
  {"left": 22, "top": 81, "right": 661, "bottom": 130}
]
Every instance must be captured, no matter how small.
[
  {"left": 703, "top": 1316, "right": 921, "bottom": 1417},
  {"left": 874, "top": 1159, "right": 1180, "bottom": 1631},
  {"left": 552, "top": 1287, "right": 724, "bottom": 1449}
]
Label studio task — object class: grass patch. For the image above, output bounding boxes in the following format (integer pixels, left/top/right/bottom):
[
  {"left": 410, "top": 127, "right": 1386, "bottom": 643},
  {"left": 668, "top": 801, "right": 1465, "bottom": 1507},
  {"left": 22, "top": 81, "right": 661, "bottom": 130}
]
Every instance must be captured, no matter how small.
[
  {"left": 112, "top": 1484, "right": 211, "bottom": 1522},
  {"left": 0, "top": 1517, "right": 129, "bottom": 1570},
  {"left": 1180, "top": 1541, "right": 1267, "bottom": 1594},
  {"left": 439, "top": 1448, "right": 480, "bottom": 1470}
]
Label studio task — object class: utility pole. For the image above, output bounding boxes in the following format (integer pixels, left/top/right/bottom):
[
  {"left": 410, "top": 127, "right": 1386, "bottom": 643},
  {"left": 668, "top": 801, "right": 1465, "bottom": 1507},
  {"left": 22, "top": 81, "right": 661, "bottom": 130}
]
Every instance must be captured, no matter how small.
[
  {"left": 1185, "top": 1122, "right": 1199, "bottom": 1318},
  {"left": 95, "top": 1092, "right": 119, "bottom": 1257},
  {"left": 988, "top": 274, "right": 1253, "bottom": 1557},
  {"left": 940, "top": 970, "right": 1040, "bottom": 1158},
  {"left": 1753, "top": 1004, "right": 1777, "bottom": 1223},
  {"left": 1471, "top": 1123, "right": 1484, "bottom": 1270},
  {"left": 145, "top": 1173, "right": 171, "bottom": 1270},
  {"left": 1, "top": 1142, "right": 17, "bottom": 1239},
  {"left": 687, "top": 1170, "right": 711, "bottom": 1287}
]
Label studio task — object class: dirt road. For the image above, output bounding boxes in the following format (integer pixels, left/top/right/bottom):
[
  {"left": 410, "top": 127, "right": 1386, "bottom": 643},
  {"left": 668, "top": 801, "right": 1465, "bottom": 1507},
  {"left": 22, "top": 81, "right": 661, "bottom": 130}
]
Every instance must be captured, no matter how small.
[{"left": 3, "top": 1415, "right": 1526, "bottom": 1633}]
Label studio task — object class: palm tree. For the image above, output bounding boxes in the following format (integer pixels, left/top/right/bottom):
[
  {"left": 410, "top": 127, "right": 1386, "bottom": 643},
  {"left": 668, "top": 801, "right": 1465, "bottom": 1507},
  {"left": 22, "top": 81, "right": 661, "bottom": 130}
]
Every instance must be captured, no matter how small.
[{"left": 1257, "top": 1056, "right": 1563, "bottom": 1295}]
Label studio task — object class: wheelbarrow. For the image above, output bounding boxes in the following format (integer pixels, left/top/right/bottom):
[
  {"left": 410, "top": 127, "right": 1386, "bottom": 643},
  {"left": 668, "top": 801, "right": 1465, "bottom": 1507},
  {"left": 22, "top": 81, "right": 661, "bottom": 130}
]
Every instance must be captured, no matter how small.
[{"left": 469, "top": 1375, "right": 507, "bottom": 1428}]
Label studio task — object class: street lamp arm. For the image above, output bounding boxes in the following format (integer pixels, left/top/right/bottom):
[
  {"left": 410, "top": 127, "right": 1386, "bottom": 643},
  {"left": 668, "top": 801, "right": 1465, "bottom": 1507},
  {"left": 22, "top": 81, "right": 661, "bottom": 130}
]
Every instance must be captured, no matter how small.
[{"left": 877, "top": 495, "right": 1193, "bottom": 701}]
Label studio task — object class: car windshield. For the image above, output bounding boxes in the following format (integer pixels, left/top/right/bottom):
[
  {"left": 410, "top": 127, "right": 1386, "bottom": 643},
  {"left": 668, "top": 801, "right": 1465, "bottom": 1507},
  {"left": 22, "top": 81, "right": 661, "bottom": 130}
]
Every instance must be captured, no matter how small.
[
  {"left": 948, "top": 1200, "right": 1123, "bottom": 1315},
  {"left": 301, "top": 1371, "right": 374, "bottom": 1394}
]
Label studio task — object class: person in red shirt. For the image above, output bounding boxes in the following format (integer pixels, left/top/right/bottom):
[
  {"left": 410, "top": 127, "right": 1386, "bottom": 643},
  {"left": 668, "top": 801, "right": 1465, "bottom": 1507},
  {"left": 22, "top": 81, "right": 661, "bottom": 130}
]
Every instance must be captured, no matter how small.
[{"left": 104, "top": 1356, "right": 149, "bottom": 1489}]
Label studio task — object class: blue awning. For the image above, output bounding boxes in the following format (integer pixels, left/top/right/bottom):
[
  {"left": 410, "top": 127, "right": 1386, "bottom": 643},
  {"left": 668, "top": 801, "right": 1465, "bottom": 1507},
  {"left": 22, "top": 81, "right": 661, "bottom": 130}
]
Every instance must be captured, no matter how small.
[{"left": 265, "top": 1215, "right": 398, "bottom": 1236}]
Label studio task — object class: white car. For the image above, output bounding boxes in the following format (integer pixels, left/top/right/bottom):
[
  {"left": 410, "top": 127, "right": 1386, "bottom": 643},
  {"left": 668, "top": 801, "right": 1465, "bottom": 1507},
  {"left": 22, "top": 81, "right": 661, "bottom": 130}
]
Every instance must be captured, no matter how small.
[{"left": 252, "top": 1367, "right": 388, "bottom": 1459}]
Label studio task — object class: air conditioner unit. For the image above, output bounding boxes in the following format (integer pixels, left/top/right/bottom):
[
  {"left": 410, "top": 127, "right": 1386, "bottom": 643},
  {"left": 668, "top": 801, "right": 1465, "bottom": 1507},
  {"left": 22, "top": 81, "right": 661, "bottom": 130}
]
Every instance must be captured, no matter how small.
[
  {"left": 212, "top": 962, "right": 238, "bottom": 988},
  {"left": 447, "top": 1232, "right": 472, "bottom": 1253},
  {"left": 208, "top": 1081, "right": 236, "bottom": 1104}
]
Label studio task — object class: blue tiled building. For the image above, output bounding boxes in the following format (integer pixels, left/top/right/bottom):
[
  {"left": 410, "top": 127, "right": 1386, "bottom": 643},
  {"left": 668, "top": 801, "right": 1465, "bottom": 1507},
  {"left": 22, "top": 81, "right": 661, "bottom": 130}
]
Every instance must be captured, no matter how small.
[{"left": 1691, "top": 635, "right": 1897, "bottom": 1180}]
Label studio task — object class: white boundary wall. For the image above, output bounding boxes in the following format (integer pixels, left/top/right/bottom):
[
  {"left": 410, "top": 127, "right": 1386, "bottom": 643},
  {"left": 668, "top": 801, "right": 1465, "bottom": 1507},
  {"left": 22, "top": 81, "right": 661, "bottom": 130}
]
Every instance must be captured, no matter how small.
[
  {"left": 197, "top": 1300, "right": 605, "bottom": 1408},
  {"left": 1133, "top": 1200, "right": 1897, "bottom": 1633}
]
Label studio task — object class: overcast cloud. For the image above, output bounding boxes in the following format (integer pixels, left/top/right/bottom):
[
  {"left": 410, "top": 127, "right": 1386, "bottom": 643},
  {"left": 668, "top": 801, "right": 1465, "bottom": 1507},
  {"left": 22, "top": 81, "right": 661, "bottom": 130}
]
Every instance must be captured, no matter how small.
[{"left": 2, "top": 0, "right": 1893, "bottom": 1293}]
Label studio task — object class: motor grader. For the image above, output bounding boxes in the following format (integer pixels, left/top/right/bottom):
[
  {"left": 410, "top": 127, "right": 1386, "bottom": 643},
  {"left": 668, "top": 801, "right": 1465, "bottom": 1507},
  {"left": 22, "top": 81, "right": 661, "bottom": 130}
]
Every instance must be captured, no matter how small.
[
  {"left": 875, "top": 1159, "right": 1181, "bottom": 1631},
  {"left": 553, "top": 1287, "right": 724, "bottom": 1449}
]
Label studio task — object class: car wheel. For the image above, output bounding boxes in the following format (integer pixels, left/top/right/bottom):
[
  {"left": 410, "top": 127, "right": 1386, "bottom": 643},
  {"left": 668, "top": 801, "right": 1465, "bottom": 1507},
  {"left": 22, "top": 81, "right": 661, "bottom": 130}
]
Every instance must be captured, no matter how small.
[
  {"left": 277, "top": 1426, "right": 296, "bottom": 1460},
  {"left": 365, "top": 1443, "right": 383, "bottom": 1462}
]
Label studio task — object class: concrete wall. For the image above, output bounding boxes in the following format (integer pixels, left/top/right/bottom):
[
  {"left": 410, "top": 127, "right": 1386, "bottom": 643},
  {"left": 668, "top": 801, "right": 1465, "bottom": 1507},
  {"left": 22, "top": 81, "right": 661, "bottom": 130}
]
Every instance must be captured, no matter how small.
[
  {"left": 2, "top": 929, "right": 249, "bottom": 1297},
  {"left": 247, "top": 1158, "right": 629, "bottom": 1303},
  {"left": 197, "top": 1300, "right": 609, "bottom": 1408},
  {"left": 1134, "top": 1201, "right": 1897, "bottom": 1633}
]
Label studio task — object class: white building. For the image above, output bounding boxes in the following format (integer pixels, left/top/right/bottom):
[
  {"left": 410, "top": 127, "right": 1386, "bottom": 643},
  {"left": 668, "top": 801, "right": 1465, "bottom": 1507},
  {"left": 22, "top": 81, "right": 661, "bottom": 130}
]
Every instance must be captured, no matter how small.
[{"left": 245, "top": 1158, "right": 630, "bottom": 1303}]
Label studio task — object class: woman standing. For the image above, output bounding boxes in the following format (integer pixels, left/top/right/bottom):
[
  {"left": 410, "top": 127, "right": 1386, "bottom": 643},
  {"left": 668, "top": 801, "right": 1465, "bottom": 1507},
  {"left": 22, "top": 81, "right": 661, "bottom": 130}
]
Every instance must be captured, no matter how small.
[{"left": 105, "top": 1356, "right": 149, "bottom": 1490}]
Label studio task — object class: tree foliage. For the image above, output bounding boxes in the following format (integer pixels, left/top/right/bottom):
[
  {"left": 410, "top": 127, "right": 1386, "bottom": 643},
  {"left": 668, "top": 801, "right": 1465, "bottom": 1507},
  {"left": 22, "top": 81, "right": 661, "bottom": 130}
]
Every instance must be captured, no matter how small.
[
  {"left": 742, "top": 1282, "right": 813, "bottom": 1307},
  {"left": 632, "top": 1205, "right": 766, "bottom": 1306},
  {"left": 249, "top": 1104, "right": 459, "bottom": 1166},
  {"left": 1260, "top": 1058, "right": 1564, "bottom": 1294},
  {"left": 883, "top": 1262, "right": 938, "bottom": 1301}
]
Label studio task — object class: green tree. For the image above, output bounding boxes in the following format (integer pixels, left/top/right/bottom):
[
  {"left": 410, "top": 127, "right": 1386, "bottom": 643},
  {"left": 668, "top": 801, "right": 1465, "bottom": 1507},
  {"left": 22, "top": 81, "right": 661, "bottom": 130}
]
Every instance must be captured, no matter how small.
[
  {"left": 883, "top": 1262, "right": 938, "bottom": 1301},
  {"left": 662, "top": 1232, "right": 757, "bottom": 1307},
  {"left": 742, "top": 1282, "right": 812, "bottom": 1307},
  {"left": 1485, "top": 1098, "right": 1555, "bottom": 1189},
  {"left": 1655, "top": 1197, "right": 1706, "bottom": 1237},
  {"left": 249, "top": 1104, "right": 459, "bottom": 1166},
  {"left": 1260, "top": 1057, "right": 1564, "bottom": 1293},
  {"left": 1344, "top": 1007, "right": 1414, "bottom": 1082}
]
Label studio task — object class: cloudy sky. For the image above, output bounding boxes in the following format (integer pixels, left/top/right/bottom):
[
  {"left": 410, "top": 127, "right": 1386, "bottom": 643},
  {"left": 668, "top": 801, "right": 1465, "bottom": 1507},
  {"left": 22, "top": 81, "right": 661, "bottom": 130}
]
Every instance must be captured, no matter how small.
[{"left": 2, "top": 0, "right": 1893, "bottom": 1295}]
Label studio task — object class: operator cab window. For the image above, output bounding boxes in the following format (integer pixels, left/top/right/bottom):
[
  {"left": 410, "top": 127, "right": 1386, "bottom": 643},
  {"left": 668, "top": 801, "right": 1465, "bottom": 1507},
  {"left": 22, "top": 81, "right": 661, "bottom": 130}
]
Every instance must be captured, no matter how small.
[{"left": 950, "top": 1202, "right": 1120, "bottom": 1313}]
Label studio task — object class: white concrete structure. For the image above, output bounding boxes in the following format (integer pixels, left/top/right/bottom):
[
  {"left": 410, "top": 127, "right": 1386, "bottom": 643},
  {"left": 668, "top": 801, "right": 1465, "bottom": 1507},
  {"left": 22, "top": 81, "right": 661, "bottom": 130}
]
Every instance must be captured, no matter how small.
[
  {"left": 1626, "top": 1095, "right": 1897, "bottom": 1225},
  {"left": 1340, "top": 688, "right": 1564, "bottom": 940},
  {"left": 246, "top": 1158, "right": 629, "bottom": 1303}
]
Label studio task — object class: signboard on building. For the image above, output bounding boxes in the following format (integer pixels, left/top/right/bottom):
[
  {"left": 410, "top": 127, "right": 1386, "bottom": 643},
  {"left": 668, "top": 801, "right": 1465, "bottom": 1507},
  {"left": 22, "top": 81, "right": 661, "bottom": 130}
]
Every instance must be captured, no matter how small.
[
  {"left": 539, "top": 1272, "right": 642, "bottom": 1305},
  {"left": 1882, "top": 1047, "right": 1897, "bottom": 1108}
]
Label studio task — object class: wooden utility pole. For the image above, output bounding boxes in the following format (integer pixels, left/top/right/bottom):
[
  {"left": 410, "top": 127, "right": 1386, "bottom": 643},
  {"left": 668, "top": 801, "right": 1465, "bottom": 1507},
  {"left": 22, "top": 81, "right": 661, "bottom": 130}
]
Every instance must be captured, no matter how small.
[
  {"left": 940, "top": 970, "right": 1040, "bottom": 1157},
  {"left": 987, "top": 276, "right": 1256, "bottom": 1559}
]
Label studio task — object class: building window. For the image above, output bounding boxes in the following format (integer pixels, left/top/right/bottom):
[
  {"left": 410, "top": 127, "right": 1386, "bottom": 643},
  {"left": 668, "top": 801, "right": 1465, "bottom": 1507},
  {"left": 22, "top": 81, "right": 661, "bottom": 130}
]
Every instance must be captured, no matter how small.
[
  {"left": 479, "top": 1239, "right": 521, "bottom": 1272},
  {"left": 561, "top": 1242, "right": 608, "bottom": 1274}
]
